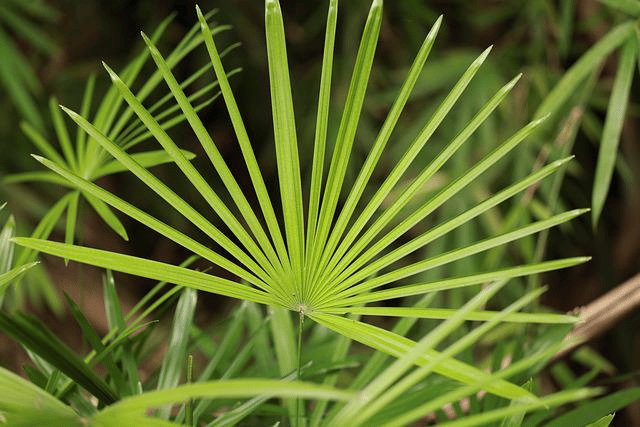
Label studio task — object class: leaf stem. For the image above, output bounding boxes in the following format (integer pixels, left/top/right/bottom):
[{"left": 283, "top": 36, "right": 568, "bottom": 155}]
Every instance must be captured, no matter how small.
[{"left": 296, "top": 310, "right": 305, "bottom": 427}]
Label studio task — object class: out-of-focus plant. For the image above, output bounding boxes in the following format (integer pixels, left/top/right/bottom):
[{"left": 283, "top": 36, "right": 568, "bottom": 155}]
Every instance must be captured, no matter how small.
[
  {"left": 0, "top": 203, "right": 37, "bottom": 301},
  {"left": 1, "top": 10, "right": 236, "bottom": 311},
  {"left": 2, "top": 0, "right": 638, "bottom": 425},
  {"left": 0, "top": 0, "right": 60, "bottom": 131},
  {"left": 1, "top": 0, "right": 606, "bottom": 425}
]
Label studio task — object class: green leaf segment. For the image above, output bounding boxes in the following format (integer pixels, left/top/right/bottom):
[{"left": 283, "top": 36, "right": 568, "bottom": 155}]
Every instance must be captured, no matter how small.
[{"left": 12, "top": 0, "right": 591, "bottom": 421}]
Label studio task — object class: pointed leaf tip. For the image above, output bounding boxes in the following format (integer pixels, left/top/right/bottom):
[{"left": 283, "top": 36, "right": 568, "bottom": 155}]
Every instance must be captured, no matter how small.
[
  {"left": 59, "top": 105, "right": 78, "bottom": 119},
  {"left": 101, "top": 62, "right": 118, "bottom": 81},
  {"left": 196, "top": 5, "right": 207, "bottom": 27},
  {"left": 525, "top": 113, "right": 551, "bottom": 131},
  {"left": 553, "top": 155, "right": 574, "bottom": 168},
  {"left": 141, "top": 32, "right": 158, "bottom": 54},
  {"left": 469, "top": 45, "right": 493, "bottom": 67},
  {"left": 30, "top": 154, "right": 45, "bottom": 163}
]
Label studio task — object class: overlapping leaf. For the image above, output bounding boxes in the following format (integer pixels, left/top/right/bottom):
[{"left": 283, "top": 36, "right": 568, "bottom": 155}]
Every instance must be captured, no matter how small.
[{"left": 14, "top": 0, "right": 590, "bottom": 419}]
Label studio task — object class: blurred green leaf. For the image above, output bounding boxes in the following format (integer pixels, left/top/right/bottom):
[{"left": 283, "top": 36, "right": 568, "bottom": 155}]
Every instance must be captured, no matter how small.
[
  {"left": 542, "top": 388, "right": 640, "bottom": 427},
  {"left": 93, "top": 379, "right": 355, "bottom": 420},
  {"left": 0, "top": 366, "right": 82, "bottom": 427},
  {"left": 156, "top": 288, "right": 197, "bottom": 419},
  {"left": 597, "top": 0, "right": 640, "bottom": 16},
  {"left": 0, "top": 310, "right": 119, "bottom": 404},
  {"left": 64, "top": 293, "right": 130, "bottom": 396},
  {"left": 534, "top": 22, "right": 634, "bottom": 121},
  {"left": 591, "top": 35, "right": 636, "bottom": 226},
  {"left": 586, "top": 414, "right": 615, "bottom": 427},
  {"left": 0, "top": 262, "right": 36, "bottom": 293}
]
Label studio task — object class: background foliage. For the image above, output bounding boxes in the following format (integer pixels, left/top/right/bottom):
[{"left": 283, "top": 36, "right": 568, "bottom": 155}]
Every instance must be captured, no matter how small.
[{"left": 0, "top": 0, "right": 639, "bottom": 425}]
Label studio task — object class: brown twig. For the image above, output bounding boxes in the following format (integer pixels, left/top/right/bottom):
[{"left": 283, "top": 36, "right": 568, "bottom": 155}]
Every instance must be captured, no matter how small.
[{"left": 554, "top": 272, "right": 640, "bottom": 360}]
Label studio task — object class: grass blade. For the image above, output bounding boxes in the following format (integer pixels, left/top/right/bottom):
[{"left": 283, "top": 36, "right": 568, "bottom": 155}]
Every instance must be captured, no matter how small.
[
  {"left": 64, "top": 191, "right": 79, "bottom": 248},
  {"left": 383, "top": 388, "right": 601, "bottom": 427},
  {"left": 534, "top": 22, "right": 634, "bottom": 121},
  {"left": 329, "top": 208, "right": 588, "bottom": 301},
  {"left": 20, "top": 121, "right": 66, "bottom": 166},
  {"left": 332, "top": 280, "right": 513, "bottom": 425},
  {"left": 0, "top": 310, "right": 119, "bottom": 404},
  {"left": 157, "top": 288, "right": 198, "bottom": 419},
  {"left": 94, "top": 149, "right": 196, "bottom": 178},
  {"left": 0, "top": 367, "right": 80, "bottom": 426},
  {"left": 102, "top": 60, "right": 283, "bottom": 284},
  {"left": 344, "top": 284, "right": 547, "bottom": 427},
  {"left": 103, "top": 270, "right": 140, "bottom": 391},
  {"left": 64, "top": 293, "right": 130, "bottom": 396},
  {"left": 542, "top": 387, "right": 640, "bottom": 427},
  {"left": 75, "top": 74, "right": 96, "bottom": 163},
  {"left": 270, "top": 306, "right": 300, "bottom": 425},
  {"left": 0, "top": 262, "right": 38, "bottom": 292},
  {"left": 591, "top": 35, "right": 636, "bottom": 227},
  {"left": 14, "top": 192, "right": 73, "bottom": 267}
]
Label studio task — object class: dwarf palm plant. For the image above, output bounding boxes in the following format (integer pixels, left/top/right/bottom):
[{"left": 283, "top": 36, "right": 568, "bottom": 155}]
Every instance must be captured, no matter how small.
[
  {"left": 10, "top": 0, "right": 596, "bottom": 425},
  {"left": 2, "top": 10, "right": 235, "bottom": 310},
  {"left": 0, "top": 0, "right": 59, "bottom": 131}
]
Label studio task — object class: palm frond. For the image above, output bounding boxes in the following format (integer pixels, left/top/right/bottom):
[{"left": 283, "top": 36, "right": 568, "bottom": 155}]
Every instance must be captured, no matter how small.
[{"left": 14, "top": 0, "right": 589, "bottom": 414}]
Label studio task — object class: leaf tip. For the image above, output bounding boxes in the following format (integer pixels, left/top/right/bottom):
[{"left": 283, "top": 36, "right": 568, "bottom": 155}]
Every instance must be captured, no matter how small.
[
  {"left": 549, "top": 155, "right": 573, "bottom": 169},
  {"left": 58, "top": 104, "right": 72, "bottom": 114},
  {"left": 426, "top": 15, "right": 444, "bottom": 38},
  {"left": 505, "top": 73, "right": 523, "bottom": 89},
  {"left": 102, "top": 62, "right": 119, "bottom": 82},
  {"left": 10, "top": 236, "right": 27, "bottom": 246},
  {"left": 30, "top": 153, "right": 45, "bottom": 163},
  {"left": 532, "top": 112, "right": 551, "bottom": 127}
]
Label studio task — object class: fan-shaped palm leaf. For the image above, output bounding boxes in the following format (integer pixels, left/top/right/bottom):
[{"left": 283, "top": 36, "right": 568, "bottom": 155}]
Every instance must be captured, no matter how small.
[
  {"left": 5, "top": 10, "right": 235, "bottom": 254},
  {"left": 15, "top": 0, "right": 587, "bottom": 403}
]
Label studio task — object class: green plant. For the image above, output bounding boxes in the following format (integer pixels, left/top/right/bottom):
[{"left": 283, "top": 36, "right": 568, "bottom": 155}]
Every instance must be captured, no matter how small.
[
  {"left": 1, "top": 9, "right": 235, "bottom": 312},
  {"left": 0, "top": 0, "right": 59, "bottom": 131},
  {"left": 2, "top": 0, "right": 631, "bottom": 426},
  {"left": 0, "top": 204, "right": 37, "bottom": 299}
]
